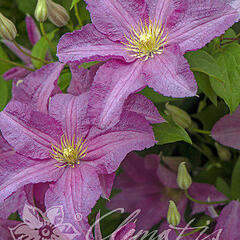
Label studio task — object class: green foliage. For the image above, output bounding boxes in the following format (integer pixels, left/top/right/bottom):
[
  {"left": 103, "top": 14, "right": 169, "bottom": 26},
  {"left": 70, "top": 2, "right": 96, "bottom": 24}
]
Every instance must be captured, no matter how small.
[
  {"left": 0, "top": 77, "right": 8, "bottom": 111},
  {"left": 231, "top": 158, "right": 240, "bottom": 200},
  {"left": 70, "top": 0, "right": 81, "bottom": 10},
  {"left": 216, "top": 177, "right": 231, "bottom": 198}
]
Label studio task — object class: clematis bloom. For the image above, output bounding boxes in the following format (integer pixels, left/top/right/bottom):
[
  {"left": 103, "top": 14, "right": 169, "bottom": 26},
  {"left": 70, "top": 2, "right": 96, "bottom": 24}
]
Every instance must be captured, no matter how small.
[
  {"left": 57, "top": 0, "right": 239, "bottom": 129},
  {"left": 212, "top": 106, "right": 240, "bottom": 150},
  {"left": 0, "top": 92, "right": 155, "bottom": 238},
  {"left": 108, "top": 153, "right": 226, "bottom": 230}
]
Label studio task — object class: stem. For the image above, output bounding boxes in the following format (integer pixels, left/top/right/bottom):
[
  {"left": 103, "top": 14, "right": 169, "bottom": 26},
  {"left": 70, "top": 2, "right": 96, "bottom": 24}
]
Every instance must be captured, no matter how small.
[
  {"left": 190, "top": 128, "right": 211, "bottom": 135},
  {"left": 40, "top": 22, "right": 56, "bottom": 52},
  {"left": 74, "top": 3, "right": 83, "bottom": 28},
  {"left": 0, "top": 57, "right": 34, "bottom": 71},
  {"left": 191, "top": 143, "right": 213, "bottom": 161},
  {"left": 184, "top": 190, "right": 230, "bottom": 205},
  {"left": 13, "top": 40, "right": 49, "bottom": 64}
]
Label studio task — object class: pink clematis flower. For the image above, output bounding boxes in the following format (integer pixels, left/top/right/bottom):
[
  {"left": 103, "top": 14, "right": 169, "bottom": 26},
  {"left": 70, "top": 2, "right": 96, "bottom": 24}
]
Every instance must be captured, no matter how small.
[
  {"left": 2, "top": 15, "right": 41, "bottom": 81},
  {"left": 0, "top": 90, "right": 155, "bottom": 238},
  {"left": 214, "top": 200, "right": 240, "bottom": 240},
  {"left": 107, "top": 153, "right": 226, "bottom": 231},
  {"left": 57, "top": 0, "right": 239, "bottom": 129},
  {"left": 212, "top": 106, "right": 240, "bottom": 150}
]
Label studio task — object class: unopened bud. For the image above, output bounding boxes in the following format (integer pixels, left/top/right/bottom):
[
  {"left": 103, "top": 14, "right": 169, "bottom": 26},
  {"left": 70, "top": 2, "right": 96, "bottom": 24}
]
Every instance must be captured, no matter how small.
[
  {"left": 177, "top": 162, "right": 192, "bottom": 190},
  {"left": 215, "top": 143, "right": 231, "bottom": 161},
  {"left": 35, "top": 0, "right": 48, "bottom": 22},
  {"left": 0, "top": 13, "right": 17, "bottom": 41},
  {"left": 165, "top": 103, "right": 191, "bottom": 129},
  {"left": 167, "top": 200, "right": 181, "bottom": 226},
  {"left": 46, "top": 0, "right": 69, "bottom": 27}
]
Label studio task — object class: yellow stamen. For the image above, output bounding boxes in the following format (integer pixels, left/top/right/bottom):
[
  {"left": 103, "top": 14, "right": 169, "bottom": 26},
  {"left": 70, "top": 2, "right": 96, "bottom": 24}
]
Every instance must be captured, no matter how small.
[
  {"left": 122, "top": 18, "right": 168, "bottom": 61},
  {"left": 50, "top": 134, "right": 88, "bottom": 168}
]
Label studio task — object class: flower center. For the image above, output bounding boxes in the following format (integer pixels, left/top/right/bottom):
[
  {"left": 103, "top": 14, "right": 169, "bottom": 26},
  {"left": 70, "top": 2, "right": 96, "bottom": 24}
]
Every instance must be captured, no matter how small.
[
  {"left": 50, "top": 134, "right": 88, "bottom": 168},
  {"left": 122, "top": 19, "right": 168, "bottom": 61}
]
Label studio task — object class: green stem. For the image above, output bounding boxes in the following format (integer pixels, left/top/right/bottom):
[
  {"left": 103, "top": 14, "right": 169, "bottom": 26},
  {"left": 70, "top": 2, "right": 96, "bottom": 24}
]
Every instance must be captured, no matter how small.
[
  {"left": 40, "top": 22, "right": 56, "bottom": 52},
  {"left": 74, "top": 3, "right": 83, "bottom": 28},
  {"left": 0, "top": 57, "right": 34, "bottom": 71},
  {"left": 12, "top": 40, "right": 49, "bottom": 64},
  {"left": 185, "top": 190, "right": 230, "bottom": 205},
  {"left": 190, "top": 128, "right": 211, "bottom": 135},
  {"left": 191, "top": 143, "right": 213, "bottom": 161}
]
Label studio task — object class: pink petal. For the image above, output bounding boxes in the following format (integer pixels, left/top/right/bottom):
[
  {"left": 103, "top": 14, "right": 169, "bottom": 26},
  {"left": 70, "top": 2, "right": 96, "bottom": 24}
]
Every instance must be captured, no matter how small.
[
  {"left": 0, "top": 219, "right": 19, "bottom": 240},
  {"left": 215, "top": 201, "right": 240, "bottom": 239},
  {"left": 54, "top": 223, "right": 80, "bottom": 240},
  {"left": 88, "top": 60, "right": 146, "bottom": 129},
  {"left": 45, "top": 205, "right": 64, "bottom": 226},
  {"left": 25, "top": 15, "right": 41, "bottom": 46},
  {"left": 32, "top": 183, "right": 49, "bottom": 212},
  {"left": 0, "top": 100, "right": 63, "bottom": 159},
  {"left": 0, "top": 135, "right": 14, "bottom": 160},
  {"left": 3, "top": 67, "right": 30, "bottom": 81},
  {"left": 86, "top": 111, "right": 156, "bottom": 174},
  {"left": 85, "top": 0, "right": 147, "bottom": 41},
  {"left": 167, "top": 0, "right": 239, "bottom": 53},
  {"left": 45, "top": 164, "right": 101, "bottom": 237},
  {"left": 94, "top": 212, "right": 102, "bottom": 240},
  {"left": 49, "top": 93, "right": 90, "bottom": 140},
  {"left": 9, "top": 223, "right": 40, "bottom": 240},
  {"left": 142, "top": 44, "right": 197, "bottom": 97},
  {"left": 0, "top": 155, "right": 63, "bottom": 204},
  {"left": 2, "top": 40, "right": 32, "bottom": 64},
  {"left": 123, "top": 93, "right": 164, "bottom": 124},
  {"left": 14, "top": 62, "right": 65, "bottom": 114},
  {"left": 22, "top": 204, "right": 43, "bottom": 229},
  {"left": 57, "top": 24, "right": 129, "bottom": 63},
  {"left": 98, "top": 173, "right": 115, "bottom": 199},
  {"left": 110, "top": 222, "right": 136, "bottom": 240},
  {"left": 68, "top": 63, "right": 101, "bottom": 95},
  {"left": 230, "top": 0, "right": 240, "bottom": 18},
  {"left": 212, "top": 107, "right": 240, "bottom": 150},
  {"left": 189, "top": 182, "right": 227, "bottom": 215},
  {"left": 0, "top": 188, "right": 26, "bottom": 219}
]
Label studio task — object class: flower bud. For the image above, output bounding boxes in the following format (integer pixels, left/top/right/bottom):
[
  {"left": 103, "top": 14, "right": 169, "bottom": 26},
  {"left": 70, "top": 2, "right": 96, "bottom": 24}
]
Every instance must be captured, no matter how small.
[
  {"left": 0, "top": 13, "right": 17, "bottom": 41},
  {"left": 167, "top": 200, "right": 181, "bottom": 226},
  {"left": 177, "top": 162, "right": 192, "bottom": 190},
  {"left": 215, "top": 143, "right": 231, "bottom": 161},
  {"left": 46, "top": 0, "right": 69, "bottom": 27},
  {"left": 35, "top": 0, "right": 48, "bottom": 22},
  {"left": 165, "top": 103, "right": 191, "bottom": 129}
]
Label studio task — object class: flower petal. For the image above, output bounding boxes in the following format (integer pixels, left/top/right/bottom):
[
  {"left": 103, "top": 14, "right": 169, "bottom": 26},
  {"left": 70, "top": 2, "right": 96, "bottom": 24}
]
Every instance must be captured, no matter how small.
[
  {"left": 68, "top": 63, "right": 100, "bottom": 95},
  {"left": 215, "top": 200, "right": 240, "bottom": 239},
  {"left": 142, "top": 45, "right": 197, "bottom": 97},
  {"left": 212, "top": 107, "right": 240, "bottom": 150},
  {"left": 0, "top": 100, "right": 63, "bottom": 159},
  {"left": 3, "top": 67, "right": 30, "bottom": 81},
  {"left": 86, "top": 112, "right": 156, "bottom": 174},
  {"left": 167, "top": 0, "right": 239, "bottom": 53},
  {"left": 85, "top": 0, "right": 147, "bottom": 41},
  {"left": 1, "top": 40, "right": 32, "bottom": 64},
  {"left": 0, "top": 155, "right": 63, "bottom": 203},
  {"left": 57, "top": 24, "right": 129, "bottom": 63},
  {"left": 49, "top": 93, "right": 90, "bottom": 140},
  {"left": 45, "top": 205, "right": 64, "bottom": 226},
  {"left": 123, "top": 93, "right": 164, "bottom": 124},
  {"left": 45, "top": 164, "right": 101, "bottom": 237},
  {"left": 110, "top": 222, "right": 136, "bottom": 240},
  {"left": 88, "top": 60, "right": 146, "bottom": 129},
  {"left": 98, "top": 173, "right": 115, "bottom": 199},
  {"left": 14, "top": 62, "right": 65, "bottom": 114},
  {"left": 25, "top": 15, "right": 41, "bottom": 46},
  {"left": 0, "top": 135, "right": 14, "bottom": 160},
  {"left": 0, "top": 219, "right": 19, "bottom": 240}
]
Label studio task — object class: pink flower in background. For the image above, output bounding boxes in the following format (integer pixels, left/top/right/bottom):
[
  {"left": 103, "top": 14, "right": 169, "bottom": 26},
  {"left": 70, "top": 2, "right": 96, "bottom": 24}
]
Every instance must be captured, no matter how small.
[
  {"left": 57, "top": 0, "right": 238, "bottom": 129},
  {"left": 212, "top": 106, "right": 240, "bottom": 150},
  {"left": 2, "top": 16, "right": 41, "bottom": 81},
  {"left": 9, "top": 204, "right": 78, "bottom": 240},
  {"left": 108, "top": 153, "right": 226, "bottom": 230}
]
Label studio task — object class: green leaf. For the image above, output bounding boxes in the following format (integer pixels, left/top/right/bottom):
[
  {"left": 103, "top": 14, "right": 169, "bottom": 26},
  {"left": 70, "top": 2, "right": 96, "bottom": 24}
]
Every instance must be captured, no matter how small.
[
  {"left": 193, "top": 72, "right": 217, "bottom": 105},
  {"left": 0, "top": 44, "right": 12, "bottom": 74},
  {"left": 216, "top": 177, "right": 231, "bottom": 199},
  {"left": 16, "top": 0, "right": 36, "bottom": 14},
  {"left": 192, "top": 101, "right": 228, "bottom": 130},
  {"left": 185, "top": 50, "right": 225, "bottom": 83},
  {"left": 70, "top": 0, "right": 81, "bottom": 9},
  {"left": 81, "top": 61, "right": 100, "bottom": 69},
  {"left": 0, "top": 77, "right": 8, "bottom": 111},
  {"left": 58, "top": 72, "right": 71, "bottom": 92},
  {"left": 31, "top": 30, "right": 57, "bottom": 69},
  {"left": 139, "top": 87, "right": 182, "bottom": 103},
  {"left": 231, "top": 158, "right": 240, "bottom": 200},
  {"left": 153, "top": 117, "right": 192, "bottom": 145},
  {"left": 209, "top": 44, "right": 240, "bottom": 113}
]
